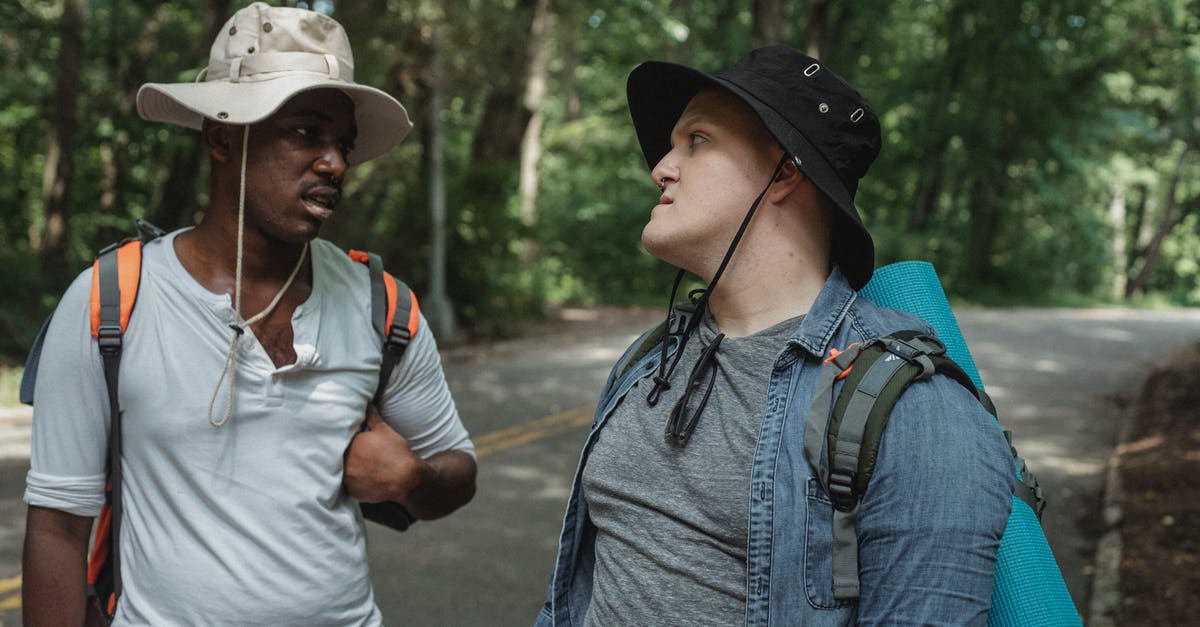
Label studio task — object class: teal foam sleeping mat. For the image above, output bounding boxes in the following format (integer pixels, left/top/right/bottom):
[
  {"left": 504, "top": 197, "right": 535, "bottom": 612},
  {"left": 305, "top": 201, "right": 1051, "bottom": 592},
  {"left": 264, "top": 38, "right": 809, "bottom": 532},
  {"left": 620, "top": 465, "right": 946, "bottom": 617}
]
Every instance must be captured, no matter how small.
[{"left": 859, "top": 261, "right": 1082, "bottom": 627}]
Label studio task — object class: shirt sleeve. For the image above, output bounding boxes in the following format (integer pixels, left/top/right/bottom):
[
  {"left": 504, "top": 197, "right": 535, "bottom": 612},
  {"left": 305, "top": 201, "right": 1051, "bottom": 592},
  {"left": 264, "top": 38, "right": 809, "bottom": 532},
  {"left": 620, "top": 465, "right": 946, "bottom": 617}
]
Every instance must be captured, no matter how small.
[
  {"left": 23, "top": 270, "right": 110, "bottom": 517},
  {"left": 375, "top": 312, "right": 474, "bottom": 458},
  {"left": 853, "top": 375, "right": 1013, "bottom": 625}
]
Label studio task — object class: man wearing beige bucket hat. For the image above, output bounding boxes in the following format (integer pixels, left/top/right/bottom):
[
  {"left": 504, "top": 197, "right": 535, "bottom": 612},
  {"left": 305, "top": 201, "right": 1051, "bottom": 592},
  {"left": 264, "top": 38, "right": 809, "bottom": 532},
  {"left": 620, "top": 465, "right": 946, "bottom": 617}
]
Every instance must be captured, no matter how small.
[{"left": 22, "top": 3, "right": 475, "bottom": 625}]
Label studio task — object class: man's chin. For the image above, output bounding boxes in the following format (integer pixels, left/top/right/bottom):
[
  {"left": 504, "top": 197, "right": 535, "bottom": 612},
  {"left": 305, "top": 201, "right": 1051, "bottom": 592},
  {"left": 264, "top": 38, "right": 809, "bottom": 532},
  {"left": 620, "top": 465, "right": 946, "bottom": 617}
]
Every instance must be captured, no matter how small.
[{"left": 640, "top": 230, "right": 677, "bottom": 266}]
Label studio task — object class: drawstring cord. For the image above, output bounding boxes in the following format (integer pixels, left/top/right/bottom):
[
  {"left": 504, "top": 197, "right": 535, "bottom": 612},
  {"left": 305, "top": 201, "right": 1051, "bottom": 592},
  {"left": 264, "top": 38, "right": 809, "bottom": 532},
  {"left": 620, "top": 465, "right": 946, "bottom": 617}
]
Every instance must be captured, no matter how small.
[
  {"left": 207, "top": 125, "right": 309, "bottom": 428},
  {"left": 645, "top": 154, "right": 790, "bottom": 415}
]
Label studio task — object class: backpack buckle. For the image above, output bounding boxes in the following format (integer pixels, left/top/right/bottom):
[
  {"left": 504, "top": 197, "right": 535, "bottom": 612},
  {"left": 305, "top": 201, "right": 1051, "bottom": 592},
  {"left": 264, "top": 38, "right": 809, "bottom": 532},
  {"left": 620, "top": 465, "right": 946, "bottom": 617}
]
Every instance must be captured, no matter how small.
[
  {"left": 883, "top": 336, "right": 944, "bottom": 379},
  {"left": 827, "top": 469, "right": 858, "bottom": 512},
  {"left": 383, "top": 326, "right": 412, "bottom": 354},
  {"left": 96, "top": 323, "right": 123, "bottom": 355},
  {"left": 824, "top": 343, "right": 862, "bottom": 381}
]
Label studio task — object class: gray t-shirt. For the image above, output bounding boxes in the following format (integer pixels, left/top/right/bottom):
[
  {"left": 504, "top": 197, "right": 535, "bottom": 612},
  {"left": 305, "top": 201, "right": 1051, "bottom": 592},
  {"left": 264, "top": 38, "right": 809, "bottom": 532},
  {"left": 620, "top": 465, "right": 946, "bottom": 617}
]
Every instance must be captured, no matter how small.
[{"left": 582, "top": 311, "right": 802, "bottom": 626}]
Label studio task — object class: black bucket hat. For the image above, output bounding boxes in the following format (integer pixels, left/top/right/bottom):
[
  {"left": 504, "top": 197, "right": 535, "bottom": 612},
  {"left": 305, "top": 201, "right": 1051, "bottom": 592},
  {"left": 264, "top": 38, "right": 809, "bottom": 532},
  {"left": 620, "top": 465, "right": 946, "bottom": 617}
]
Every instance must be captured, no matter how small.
[{"left": 627, "top": 45, "right": 882, "bottom": 289}]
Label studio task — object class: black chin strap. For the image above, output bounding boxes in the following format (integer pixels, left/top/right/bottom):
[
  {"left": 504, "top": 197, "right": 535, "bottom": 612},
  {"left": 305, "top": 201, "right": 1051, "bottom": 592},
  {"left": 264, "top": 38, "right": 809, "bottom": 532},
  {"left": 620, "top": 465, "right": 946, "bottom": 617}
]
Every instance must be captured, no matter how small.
[{"left": 646, "top": 153, "right": 790, "bottom": 407}]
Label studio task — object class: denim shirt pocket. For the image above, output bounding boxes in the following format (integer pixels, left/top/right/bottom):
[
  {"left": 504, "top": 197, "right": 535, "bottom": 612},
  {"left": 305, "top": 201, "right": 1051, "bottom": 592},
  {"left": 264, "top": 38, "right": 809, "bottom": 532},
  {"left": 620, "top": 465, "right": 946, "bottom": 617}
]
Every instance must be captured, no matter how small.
[{"left": 803, "top": 477, "right": 854, "bottom": 610}]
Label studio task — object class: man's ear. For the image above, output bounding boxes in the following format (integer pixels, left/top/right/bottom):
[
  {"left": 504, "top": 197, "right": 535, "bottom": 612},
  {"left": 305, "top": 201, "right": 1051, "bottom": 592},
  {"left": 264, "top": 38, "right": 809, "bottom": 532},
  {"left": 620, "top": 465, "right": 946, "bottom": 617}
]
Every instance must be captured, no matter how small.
[
  {"left": 768, "top": 156, "right": 807, "bottom": 203},
  {"left": 202, "top": 119, "right": 236, "bottom": 164}
]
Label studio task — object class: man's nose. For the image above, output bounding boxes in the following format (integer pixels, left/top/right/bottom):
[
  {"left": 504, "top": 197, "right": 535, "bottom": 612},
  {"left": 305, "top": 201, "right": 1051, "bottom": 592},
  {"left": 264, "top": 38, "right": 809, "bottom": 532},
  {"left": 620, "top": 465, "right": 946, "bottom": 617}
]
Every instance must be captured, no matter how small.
[
  {"left": 314, "top": 143, "right": 347, "bottom": 180},
  {"left": 650, "top": 154, "right": 678, "bottom": 189}
]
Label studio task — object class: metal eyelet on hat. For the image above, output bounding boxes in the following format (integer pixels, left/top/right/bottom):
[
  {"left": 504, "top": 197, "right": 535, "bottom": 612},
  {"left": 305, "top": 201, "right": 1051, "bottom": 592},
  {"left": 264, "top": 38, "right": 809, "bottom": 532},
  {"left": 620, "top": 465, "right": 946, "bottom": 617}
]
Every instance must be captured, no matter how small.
[
  {"left": 818, "top": 103, "right": 830, "bottom": 114},
  {"left": 248, "top": 47, "right": 255, "bottom": 54},
  {"left": 263, "top": 22, "right": 273, "bottom": 33},
  {"left": 850, "top": 108, "right": 864, "bottom": 123},
  {"left": 229, "top": 26, "right": 237, "bottom": 36},
  {"left": 217, "top": 112, "right": 229, "bottom": 119},
  {"left": 804, "top": 63, "right": 820, "bottom": 77}
]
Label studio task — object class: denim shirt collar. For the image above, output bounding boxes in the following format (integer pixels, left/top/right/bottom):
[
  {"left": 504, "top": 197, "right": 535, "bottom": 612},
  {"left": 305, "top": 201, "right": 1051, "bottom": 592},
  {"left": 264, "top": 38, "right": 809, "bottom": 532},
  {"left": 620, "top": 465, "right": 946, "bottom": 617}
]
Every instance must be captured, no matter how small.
[{"left": 787, "top": 266, "right": 857, "bottom": 359}]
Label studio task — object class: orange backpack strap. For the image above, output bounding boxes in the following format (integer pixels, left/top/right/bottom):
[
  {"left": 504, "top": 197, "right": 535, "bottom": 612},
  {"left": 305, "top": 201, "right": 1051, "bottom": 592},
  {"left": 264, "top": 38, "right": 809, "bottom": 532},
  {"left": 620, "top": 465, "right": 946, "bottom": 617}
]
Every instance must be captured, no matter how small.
[
  {"left": 90, "top": 240, "right": 142, "bottom": 340},
  {"left": 347, "top": 249, "right": 420, "bottom": 532},
  {"left": 86, "top": 237, "right": 145, "bottom": 618},
  {"left": 348, "top": 249, "right": 421, "bottom": 402}
]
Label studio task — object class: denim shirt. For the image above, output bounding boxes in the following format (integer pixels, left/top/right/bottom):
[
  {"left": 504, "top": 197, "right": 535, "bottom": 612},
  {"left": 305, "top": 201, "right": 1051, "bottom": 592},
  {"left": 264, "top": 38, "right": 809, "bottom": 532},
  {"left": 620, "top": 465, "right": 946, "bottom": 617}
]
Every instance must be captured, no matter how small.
[{"left": 536, "top": 268, "right": 1013, "bottom": 626}]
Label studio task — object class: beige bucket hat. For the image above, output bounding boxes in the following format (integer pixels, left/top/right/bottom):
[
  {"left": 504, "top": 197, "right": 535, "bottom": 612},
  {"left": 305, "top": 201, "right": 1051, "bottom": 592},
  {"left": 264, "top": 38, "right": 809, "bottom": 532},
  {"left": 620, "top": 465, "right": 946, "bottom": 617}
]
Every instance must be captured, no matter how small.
[{"left": 137, "top": 2, "right": 410, "bottom": 165}]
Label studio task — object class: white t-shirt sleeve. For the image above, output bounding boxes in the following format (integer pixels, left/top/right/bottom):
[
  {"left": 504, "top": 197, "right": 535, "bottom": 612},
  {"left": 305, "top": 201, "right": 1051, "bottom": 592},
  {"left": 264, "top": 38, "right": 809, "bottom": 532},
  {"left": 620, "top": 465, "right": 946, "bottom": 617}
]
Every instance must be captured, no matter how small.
[
  {"left": 375, "top": 312, "right": 474, "bottom": 458},
  {"left": 23, "top": 270, "right": 110, "bottom": 517}
]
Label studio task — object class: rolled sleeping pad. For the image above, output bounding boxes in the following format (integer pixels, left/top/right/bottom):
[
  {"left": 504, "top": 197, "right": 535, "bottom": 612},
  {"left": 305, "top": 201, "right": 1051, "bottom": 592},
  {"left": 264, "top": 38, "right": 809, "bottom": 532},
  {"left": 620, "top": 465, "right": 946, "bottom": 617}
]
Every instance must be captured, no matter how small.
[{"left": 859, "top": 261, "right": 1082, "bottom": 627}]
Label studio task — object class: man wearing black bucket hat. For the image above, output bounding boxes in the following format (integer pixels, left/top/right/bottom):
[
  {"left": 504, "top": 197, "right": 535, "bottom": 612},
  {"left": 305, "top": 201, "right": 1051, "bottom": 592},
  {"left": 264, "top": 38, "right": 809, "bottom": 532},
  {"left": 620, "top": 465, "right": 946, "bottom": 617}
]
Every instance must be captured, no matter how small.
[
  {"left": 536, "top": 46, "right": 1012, "bottom": 625},
  {"left": 23, "top": 4, "right": 475, "bottom": 625}
]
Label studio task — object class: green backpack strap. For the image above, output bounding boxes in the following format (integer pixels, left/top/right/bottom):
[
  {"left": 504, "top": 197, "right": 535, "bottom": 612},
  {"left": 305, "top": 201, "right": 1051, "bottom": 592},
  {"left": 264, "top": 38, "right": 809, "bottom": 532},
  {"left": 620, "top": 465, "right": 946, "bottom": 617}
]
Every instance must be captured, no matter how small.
[
  {"left": 614, "top": 321, "right": 668, "bottom": 383},
  {"left": 803, "top": 330, "right": 1010, "bottom": 601},
  {"left": 612, "top": 299, "right": 707, "bottom": 385}
]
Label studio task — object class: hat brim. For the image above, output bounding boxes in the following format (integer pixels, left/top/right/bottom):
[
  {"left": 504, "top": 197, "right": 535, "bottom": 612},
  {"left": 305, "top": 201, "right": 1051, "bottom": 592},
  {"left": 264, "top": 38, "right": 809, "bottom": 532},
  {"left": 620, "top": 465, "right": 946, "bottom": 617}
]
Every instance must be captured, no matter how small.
[
  {"left": 137, "top": 74, "right": 411, "bottom": 165},
  {"left": 626, "top": 61, "right": 875, "bottom": 288}
]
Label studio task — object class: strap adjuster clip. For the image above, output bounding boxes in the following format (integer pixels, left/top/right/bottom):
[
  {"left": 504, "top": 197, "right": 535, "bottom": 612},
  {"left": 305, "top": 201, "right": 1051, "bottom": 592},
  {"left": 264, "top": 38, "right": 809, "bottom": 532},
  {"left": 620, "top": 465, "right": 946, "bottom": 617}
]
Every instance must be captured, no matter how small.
[
  {"left": 97, "top": 324, "right": 122, "bottom": 354},
  {"left": 383, "top": 327, "right": 412, "bottom": 354},
  {"left": 883, "top": 336, "right": 944, "bottom": 379},
  {"left": 827, "top": 470, "right": 858, "bottom": 512}
]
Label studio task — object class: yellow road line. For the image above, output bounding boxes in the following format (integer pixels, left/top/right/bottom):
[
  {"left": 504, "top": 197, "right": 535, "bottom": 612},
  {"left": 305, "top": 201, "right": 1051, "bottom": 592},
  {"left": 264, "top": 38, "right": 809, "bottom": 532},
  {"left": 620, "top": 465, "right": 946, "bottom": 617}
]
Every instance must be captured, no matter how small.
[
  {"left": 474, "top": 405, "right": 592, "bottom": 458},
  {"left": 0, "top": 574, "right": 19, "bottom": 613},
  {"left": 0, "top": 594, "right": 20, "bottom": 613},
  {"left": 0, "top": 407, "right": 596, "bottom": 613}
]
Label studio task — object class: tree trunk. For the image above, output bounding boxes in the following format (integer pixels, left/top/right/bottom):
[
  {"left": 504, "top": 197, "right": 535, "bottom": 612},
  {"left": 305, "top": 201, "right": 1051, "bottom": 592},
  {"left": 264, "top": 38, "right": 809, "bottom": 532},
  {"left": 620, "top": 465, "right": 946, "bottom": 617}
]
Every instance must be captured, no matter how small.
[
  {"left": 752, "top": 0, "right": 788, "bottom": 47},
  {"left": 1110, "top": 186, "right": 1127, "bottom": 299},
  {"left": 154, "top": 147, "right": 206, "bottom": 227},
  {"left": 37, "top": 0, "right": 87, "bottom": 268},
  {"left": 908, "top": 136, "right": 947, "bottom": 232},
  {"left": 470, "top": 0, "right": 536, "bottom": 162},
  {"left": 666, "top": 0, "right": 692, "bottom": 62},
  {"left": 560, "top": 3, "right": 581, "bottom": 123},
  {"left": 424, "top": 16, "right": 456, "bottom": 341},
  {"left": 1126, "top": 139, "right": 1194, "bottom": 297},
  {"left": 148, "top": 0, "right": 230, "bottom": 229},
  {"left": 909, "top": 7, "right": 970, "bottom": 232},
  {"left": 518, "top": 0, "right": 553, "bottom": 262},
  {"left": 803, "top": 0, "right": 831, "bottom": 59}
]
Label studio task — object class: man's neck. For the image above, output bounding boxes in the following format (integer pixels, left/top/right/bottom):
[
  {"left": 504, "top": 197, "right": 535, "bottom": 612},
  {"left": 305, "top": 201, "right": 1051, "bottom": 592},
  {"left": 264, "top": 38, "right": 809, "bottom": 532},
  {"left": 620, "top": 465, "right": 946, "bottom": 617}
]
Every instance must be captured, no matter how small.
[
  {"left": 700, "top": 195, "right": 833, "bottom": 338},
  {"left": 705, "top": 263, "right": 826, "bottom": 338},
  {"left": 700, "top": 223, "right": 830, "bottom": 337},
  {"left": 175, "top": 214, "right": 312, "bottom": 303},
  {"left": 185, "top": 215, "right": 308, "bottom": 280}
]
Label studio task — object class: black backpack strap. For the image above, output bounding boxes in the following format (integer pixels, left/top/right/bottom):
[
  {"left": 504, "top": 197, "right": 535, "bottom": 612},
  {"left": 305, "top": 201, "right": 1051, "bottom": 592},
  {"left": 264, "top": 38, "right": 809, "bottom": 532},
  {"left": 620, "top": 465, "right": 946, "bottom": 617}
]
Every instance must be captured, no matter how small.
[
  {"left": 358, "top": 250, "right": 418, "bottom": 405},
  {"left": 95, "top": 243, "right": 126, "bottom": 608},
  {"left": 1006, "top": 430, "right": 1046, "bottom": 517},
  {"left": 19, "top": 318, "right": 52, "bottom": 405},
  {"left": 354, "top": 249, "right": 417, "bottom": 532}
]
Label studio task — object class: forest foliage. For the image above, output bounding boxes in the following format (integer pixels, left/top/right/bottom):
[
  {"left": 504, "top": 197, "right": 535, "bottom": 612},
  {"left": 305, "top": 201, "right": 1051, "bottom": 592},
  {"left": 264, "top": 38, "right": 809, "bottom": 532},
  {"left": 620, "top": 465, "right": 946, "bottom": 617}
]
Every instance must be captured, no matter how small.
[{"left": 2, "top": 0, "right": 1198, "bottom": 357}]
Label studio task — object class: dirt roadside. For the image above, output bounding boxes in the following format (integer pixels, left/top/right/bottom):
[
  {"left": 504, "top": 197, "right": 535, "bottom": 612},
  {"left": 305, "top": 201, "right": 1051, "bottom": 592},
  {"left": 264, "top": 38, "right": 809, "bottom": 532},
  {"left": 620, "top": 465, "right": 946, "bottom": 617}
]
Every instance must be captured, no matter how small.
[{"left": 1107, "top": 341, "right": 1200, "bottom": 624}]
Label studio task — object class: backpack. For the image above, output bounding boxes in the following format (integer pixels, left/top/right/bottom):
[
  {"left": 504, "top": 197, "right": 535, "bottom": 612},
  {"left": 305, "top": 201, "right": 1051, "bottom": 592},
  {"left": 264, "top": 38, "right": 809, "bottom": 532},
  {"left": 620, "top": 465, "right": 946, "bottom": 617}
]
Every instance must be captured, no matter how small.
[
  {"left": 20, "top": 221, "right": 421, "bottom": 621},
  {"left": 612, "top": 261, "right": 1081, "bottom": 626}
]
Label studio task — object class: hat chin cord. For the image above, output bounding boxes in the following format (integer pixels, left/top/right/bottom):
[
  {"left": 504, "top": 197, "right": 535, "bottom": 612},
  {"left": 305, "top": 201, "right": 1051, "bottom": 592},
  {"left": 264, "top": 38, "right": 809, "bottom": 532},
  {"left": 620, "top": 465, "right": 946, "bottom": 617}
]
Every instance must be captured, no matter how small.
[
  {"left": 646, "top": 153, "right": 789, "bottom": 408},
  {"left": 207, "top": 125, "right": 309, "bottom": 428}
]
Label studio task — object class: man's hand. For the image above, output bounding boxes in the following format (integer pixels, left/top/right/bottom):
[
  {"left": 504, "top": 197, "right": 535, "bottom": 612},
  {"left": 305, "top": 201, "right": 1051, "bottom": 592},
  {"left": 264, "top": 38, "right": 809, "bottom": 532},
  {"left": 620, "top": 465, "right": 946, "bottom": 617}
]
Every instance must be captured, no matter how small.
[
  {"left": 343, "top": 404, "right": 426, "bottom": 504},
  {"left": 343, "top": 404, "right": 477, "bottom": 520}
]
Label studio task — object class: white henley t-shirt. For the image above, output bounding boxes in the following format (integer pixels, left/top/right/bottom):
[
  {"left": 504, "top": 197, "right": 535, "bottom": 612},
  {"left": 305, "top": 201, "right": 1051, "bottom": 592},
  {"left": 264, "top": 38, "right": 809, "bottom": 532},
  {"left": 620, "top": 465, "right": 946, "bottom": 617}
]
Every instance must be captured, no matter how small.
[{"left": 25, "top": 228, "right": 473, "bottom": 626}]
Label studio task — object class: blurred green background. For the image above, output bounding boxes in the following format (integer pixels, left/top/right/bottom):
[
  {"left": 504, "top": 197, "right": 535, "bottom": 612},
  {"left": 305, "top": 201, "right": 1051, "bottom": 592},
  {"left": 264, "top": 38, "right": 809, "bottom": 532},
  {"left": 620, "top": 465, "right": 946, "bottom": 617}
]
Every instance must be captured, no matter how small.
[{"left": 2, "top": 0, "right": 1198, "bottom": 360}]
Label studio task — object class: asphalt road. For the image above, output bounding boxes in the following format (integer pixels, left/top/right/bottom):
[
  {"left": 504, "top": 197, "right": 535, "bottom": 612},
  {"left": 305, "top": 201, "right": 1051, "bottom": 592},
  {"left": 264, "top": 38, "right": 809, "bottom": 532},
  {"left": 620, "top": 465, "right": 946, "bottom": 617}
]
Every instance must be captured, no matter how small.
[{"left": 1, "top": 306, "right": 1197, "bottom": 625}]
